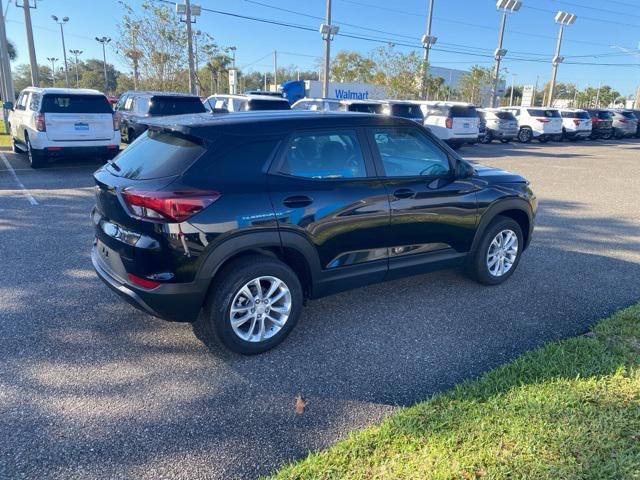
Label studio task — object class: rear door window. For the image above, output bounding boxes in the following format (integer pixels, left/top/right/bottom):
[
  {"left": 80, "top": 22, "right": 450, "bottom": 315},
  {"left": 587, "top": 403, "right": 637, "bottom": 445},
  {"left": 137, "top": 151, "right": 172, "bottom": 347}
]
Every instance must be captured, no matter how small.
[
  {"left": 148, "top": 96, "right": 206, "bottom": 115},
  {"left": 29, "top": 93, "right": 41, "bottom": 111},
  {"left": 108, "top": 130, "right": 206, "bottom": 180},
  {"left": 280, "top": 130, "right": 367, "bottom": 179},
  {"left": 41, "top": 94, "right": 112, "bottom": 113}
]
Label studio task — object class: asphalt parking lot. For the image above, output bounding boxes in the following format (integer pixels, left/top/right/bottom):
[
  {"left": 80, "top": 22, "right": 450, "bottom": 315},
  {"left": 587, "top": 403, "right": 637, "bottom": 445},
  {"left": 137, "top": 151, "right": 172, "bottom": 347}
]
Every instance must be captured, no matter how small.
[{"left": 1, "top": 139, "right": 640, "bottom": 479}]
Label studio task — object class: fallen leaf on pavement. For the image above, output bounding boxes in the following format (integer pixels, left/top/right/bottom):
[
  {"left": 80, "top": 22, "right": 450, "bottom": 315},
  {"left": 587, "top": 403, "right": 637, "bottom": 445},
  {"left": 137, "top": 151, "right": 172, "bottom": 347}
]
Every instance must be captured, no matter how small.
[{"left": 295, "top": 394, "right": 308, "bottom": 415}]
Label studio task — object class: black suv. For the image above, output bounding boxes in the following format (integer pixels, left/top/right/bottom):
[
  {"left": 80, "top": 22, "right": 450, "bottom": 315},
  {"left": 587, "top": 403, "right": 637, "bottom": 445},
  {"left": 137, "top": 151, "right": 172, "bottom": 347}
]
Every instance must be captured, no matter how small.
[
  {"left": 114, "top": 91, "right": 206, "bottom": 143},
  {"left": 586, "top": 109, "right": 614, "bottom": 140},
  {"left": 91, "top": 111, "right": 536, "bottom": 354}
]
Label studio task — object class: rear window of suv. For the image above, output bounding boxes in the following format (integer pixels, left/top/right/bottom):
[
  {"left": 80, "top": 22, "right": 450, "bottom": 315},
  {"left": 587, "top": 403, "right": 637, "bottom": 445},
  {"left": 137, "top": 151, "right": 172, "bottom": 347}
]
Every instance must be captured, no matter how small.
[
  {"left": 450, "top": 106, "right": 477, "bottom": 118},
  {"left": 246, "top": 99, "right": 291, "bottom": 111},
  {"left": 562, "top": 111, "right": 590, "bottom": 119},
  {"left": 621, "top": 111, "right": 637, "bottom": 119},
  {"left": 107, "top": 130, "right": 206, "bottom": 180},
  {"left": 495, "top": 111, "right": 516, "bottom": 120},
  {"left": 388, "top": 104, "right": 423, "bottom": 119},
  {"left": 41, "top": 94, "right": 112, "bottom": 114},
  {"left": 528, "top": 109, "right": 560, "bottom": 118},
  {"left": 148, "top": 96, "right": 206, "bottom": 115}
]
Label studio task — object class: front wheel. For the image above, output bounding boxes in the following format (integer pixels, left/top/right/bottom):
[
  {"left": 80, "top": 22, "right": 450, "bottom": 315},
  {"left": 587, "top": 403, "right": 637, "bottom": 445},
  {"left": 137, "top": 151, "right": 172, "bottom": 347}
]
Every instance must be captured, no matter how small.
[
  {"left": 466, "top": 216, "right": 523, "bottom": 286},
  {"left": 480, "top": 131, "right": 492, "bottom": 144},
  {"left": 203, "top": 255, "right": 303, "bottom": 354}
]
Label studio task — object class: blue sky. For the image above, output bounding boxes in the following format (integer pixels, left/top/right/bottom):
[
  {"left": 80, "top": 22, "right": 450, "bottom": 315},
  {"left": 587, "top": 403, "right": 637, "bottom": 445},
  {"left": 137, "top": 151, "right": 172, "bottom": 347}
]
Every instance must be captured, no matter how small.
[{"left": 5, "top": 0, "right": 640, "bottom": 95}]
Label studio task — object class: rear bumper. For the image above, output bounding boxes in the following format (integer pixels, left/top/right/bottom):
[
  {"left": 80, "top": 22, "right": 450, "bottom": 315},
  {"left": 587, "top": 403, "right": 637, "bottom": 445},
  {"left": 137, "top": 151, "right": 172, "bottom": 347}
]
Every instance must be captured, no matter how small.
[
  {"left": 564, "top": 130, "right": 591, "bottom": 138},
  {"left": 91, "top": 244, "right": 205, "bottom": 323},
  {"left": 36, "top": 145, "right": 120, "bottom": 158},
  {"left": 489, "top": 129, "right": 517, "bottom": 139}
]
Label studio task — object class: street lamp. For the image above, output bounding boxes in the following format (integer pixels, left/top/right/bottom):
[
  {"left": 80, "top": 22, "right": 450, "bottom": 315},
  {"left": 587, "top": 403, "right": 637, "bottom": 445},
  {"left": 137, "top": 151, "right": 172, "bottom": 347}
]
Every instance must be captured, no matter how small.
[
  {"left": 95, "top": 36, "right": 111, "bottom": 94},
  {"left": 51, "top": 15, "right": 69, "bottom": 87},
  {"left": 46, "top": 57, "right": 58, "bottom": 84},
  {"left": 490, "top": 0, "right": 522, "bottom": 108},
  {"left": 547, "top": 11, "right": 576, "bottom": 106},
  {"left": 320, "top": 0, "right": 339, "bottom": 98},
  {"left": 69, "top": 49, "right": 82, "bottom": 88},
  {"left": 227, "top": 46, "right": 237, "bottom": 95}
]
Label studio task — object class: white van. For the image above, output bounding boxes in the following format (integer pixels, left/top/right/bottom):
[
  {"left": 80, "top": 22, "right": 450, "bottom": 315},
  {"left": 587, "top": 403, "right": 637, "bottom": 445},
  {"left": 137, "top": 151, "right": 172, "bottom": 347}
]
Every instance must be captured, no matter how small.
[
  {"left": 499, "top": 106, "right": 563, "bottom": 143},
  {"left": 413, "top": 101, "right": 479, "bottom": 149},
  {"left": 9, "top": 87, "right": 120, "bottom": 168}
]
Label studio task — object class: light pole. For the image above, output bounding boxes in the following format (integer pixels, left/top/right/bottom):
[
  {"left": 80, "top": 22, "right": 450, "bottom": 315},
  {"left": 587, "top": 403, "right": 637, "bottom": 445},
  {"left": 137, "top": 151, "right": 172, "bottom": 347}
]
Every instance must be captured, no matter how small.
[
  {"left": 420, "top": 0, "right": 437, "bottom": 100},
  {"left": 490, "top": 0, "right": 521, "bottom": 108},
  {"left": 547, "top": 11, "right": 576, "bottom": 107},
  {"left": 320, "top": 0, "right": 339, "bottom": 98},
  {"left": 227, "top": 46, "right": 237, "bottom": 94},
  {"left": 18, "top": 0, "right": 39, "bottom": 86},
  {"left": 69, "top": 49, "right": 82, "bottom": 88},
  {"left": 51, "top": 15, "right": 69, "bottom": 87},
  {"left": 95, "top": 36, "right": 111, "bottom": 94},
  {"left": 176, "top": 1, "right": 201, "bottom": 95},
  {"left": 509, "top": 73, "right": 517, "bottom": 106},
  {"left": 46, "top": 57, "right": 58, "bottom": 84}
]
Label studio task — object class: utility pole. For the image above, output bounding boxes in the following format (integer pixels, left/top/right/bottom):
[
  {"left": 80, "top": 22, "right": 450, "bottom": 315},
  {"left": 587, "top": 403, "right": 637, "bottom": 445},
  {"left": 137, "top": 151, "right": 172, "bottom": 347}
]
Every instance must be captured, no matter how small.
[
  {"left": 320, "top": 0, "right": 339, "bottom": 98},
  {"left": 547, "top": 11, "right": 576, "bottom": 107},
  {"left": 273, "top": 50, "right": 277, "bottom": 91},
  {"left": 52, "top": 16, "right": 69, "bottom": 87},
  {"left": 178, "top": 0, "right": 198, "bottom": 95},
  {"left": 69, "top": 49, "right": 82, "bottom": 88},
  {"left": 491, "top": 0, "right": 522, "bottom": 108},
  {"left": 228, "top": 46, "right": 237, "bottom": 94},
  {"left": 46, "top": 57, "right": 58, "bottom": 84},
  {"left": 420, "top": 0, "right": 436, "bottom": 100},
  {"left": 595, "top": 81, "right": 602, "bottom": 108},
  {"left": 509, "top": 73, "right": 517, "bottom": 106},
  {"left": 19, "top": 0, "right": 39, "bottom": 86},
  {"left": 95, "top": 36, "right": 111, "bottom": 94},
  {"left": 0, "top": 0, "right": 15, "bottom": 132}
]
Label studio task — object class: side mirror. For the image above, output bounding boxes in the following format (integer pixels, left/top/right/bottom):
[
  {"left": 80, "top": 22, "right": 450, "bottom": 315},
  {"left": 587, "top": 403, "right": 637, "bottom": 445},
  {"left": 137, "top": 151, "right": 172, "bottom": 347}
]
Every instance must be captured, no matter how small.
[{"left": 456, "top": 159, "right": 475, "bottom": 179}]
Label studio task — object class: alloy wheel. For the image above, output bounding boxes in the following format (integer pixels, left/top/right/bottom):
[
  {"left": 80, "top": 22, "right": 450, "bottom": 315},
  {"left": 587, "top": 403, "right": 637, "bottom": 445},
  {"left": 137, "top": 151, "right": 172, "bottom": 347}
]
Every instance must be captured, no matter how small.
[
  {"left": 486, "top": 229, "right": 519, "bottom": 277},
  {"left": 229, "top": 276, "right": 292, "bottom": 342}
]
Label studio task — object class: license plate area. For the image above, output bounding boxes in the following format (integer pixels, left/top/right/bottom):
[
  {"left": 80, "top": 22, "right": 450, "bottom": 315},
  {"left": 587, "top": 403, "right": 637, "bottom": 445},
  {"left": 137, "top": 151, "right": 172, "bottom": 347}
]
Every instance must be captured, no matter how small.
[{"left": 75, "top": 122, "right": 90, "bottom": 131}]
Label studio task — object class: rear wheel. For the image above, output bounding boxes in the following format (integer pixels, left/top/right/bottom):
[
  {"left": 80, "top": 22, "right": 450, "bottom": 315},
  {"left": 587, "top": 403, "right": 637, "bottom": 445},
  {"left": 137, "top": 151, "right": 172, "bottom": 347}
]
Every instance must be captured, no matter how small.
[
  {"left": 26, "top": 135, "right": 45, "bottom": 169},
  {"left": 517, "top": 127, "right": 532, "bottom": 143},
  {"left": 602, "top": 130, "right": 613, "bottom": 140},
  {"left": 467, "top": 216, "right": 523, "bottom": 286},
  {"left": 480, "top": 131, "right": 493, "bottom": 144},
  {"left": 203, "top": 255, "right": 303, "bottom": 354}
]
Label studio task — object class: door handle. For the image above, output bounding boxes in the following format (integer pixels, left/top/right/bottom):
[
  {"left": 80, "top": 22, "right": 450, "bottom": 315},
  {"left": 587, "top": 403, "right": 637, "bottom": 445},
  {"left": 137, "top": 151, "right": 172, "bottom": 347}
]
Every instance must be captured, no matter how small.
[
  {"left": 283, "top": 195, "right": 313, "bottom": 208},
  {"left": 393, "top": 188, "right": 416, "bottom": 199}
]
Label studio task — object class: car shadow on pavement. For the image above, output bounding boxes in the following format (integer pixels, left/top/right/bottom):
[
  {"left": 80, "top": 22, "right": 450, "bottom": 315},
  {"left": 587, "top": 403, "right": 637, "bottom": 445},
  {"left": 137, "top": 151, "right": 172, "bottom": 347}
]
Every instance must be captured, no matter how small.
[{"left": 2, "top": 191, "right": 640, "bottom": 478}]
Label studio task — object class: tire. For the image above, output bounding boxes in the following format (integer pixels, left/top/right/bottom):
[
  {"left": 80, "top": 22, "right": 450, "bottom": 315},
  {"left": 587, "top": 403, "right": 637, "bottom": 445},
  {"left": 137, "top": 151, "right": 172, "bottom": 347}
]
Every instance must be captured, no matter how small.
[
  {"left": 601, "top": 131, "right": 612, "bottom": 140},
  {"left": 480, "top": 131, "right": 492, "bottom": 144},
  {"left": 517, "top": 127, "right": 532, "bottom": 143},
  {"left": 614, "top": 129, "right": 624, "bottom": 140},
  {"left": 25, "top": 135, "right": 45, "bottom": 169},
  {"left": 11, "top": 136, "right": 22, "bottom": 153},
  {"left": 466, "top": 216, "right": 524, "bottom": 286},
  {"left": 202, "top": 255, "right": 303, "bottom": 354}
]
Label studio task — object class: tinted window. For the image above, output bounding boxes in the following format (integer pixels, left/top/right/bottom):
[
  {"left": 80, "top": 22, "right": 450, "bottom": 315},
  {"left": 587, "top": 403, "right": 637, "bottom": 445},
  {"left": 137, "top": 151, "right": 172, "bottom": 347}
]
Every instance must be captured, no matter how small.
[
  {"left": 621, "top": 111, "right": 637, "bottom": 119},
  {"left": 388, "top": 104, "right": 423, "bottom": 119},
  {"left": 598, "top": 111, "right": 613, "bottom": 120},
  {"left": 495, "top": 111, "right": 516, "bottom": 120},
  {"left": 115, "top": 94, "right": 128, "bottom": 111},
  {"left": 528, "top": 109, "right": 560, "bottom": 118},
  {"left": 281, "top": 130, "right": 367, "bottom": 179},
  {"left": 148, "top": 96, "right": 206, "bottom": 115},
  {"left": 292, "top": 101, "right": 312, "bottom": 110},
  {"left": 373, "top": 128, "right": 450, "bottom": 178},
  {"left": 41, "top": 94, "right": 112, "bottom": 113},
  {"left": 575, "top": 111, "right": 590, "bottom": 119},
  {"left": 450, "top": 106, "right": 477, "bottom": 117},
  {"left": 347, "top": 103, "right": 382, "bottom": 113},
  {"left": 246, "top": 99, "right": 290, "bottom": 111},
  {"left": 29, "top": 93, "right": 41, "bottom": 111},
  {"left": 108, "top": 130, "right": 206, "bottom": 180},
  {"left": 189, "top": 140, "right": 280, "bottom": 180}
]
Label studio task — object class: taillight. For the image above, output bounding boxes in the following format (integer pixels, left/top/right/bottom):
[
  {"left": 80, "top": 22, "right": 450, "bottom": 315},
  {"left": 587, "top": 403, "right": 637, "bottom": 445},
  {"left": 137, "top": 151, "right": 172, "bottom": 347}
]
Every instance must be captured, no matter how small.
[
  {"left": 591, "top": 116, "right": 599, "bottom": 123},
  {"left": 121, "top": 188, "right": 221, "bottom": 222},
  {"left": 619, "top": 118, "right": 628, "bottom": 123},
  {"left": 536, "top": 117, "right": 550, "bottom": 123},
  {"left": 113, "top": 113, "right": 119, "bottom": 131},
  {"left": 36, "top": 113, "right": 46, "bottom": 132},
  {"left": 445, "top": 117, "right": 453, "bottom": 129},
  {"left": 573, "top": 119, "right": 581, "bottom": 126}
]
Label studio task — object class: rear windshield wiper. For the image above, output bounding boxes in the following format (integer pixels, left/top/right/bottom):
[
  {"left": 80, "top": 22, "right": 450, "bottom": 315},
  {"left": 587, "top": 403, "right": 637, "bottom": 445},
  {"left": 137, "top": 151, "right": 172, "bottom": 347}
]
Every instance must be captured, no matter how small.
[{"left": 106, "top": 159, "right": 121, "bottom": 172}]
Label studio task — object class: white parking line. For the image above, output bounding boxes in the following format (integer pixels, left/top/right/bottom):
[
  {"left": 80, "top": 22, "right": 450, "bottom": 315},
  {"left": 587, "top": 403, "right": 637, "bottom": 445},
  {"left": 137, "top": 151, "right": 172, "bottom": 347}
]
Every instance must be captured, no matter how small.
[{"left": 0, "top": 151, "right": 39, "bottom": 205}]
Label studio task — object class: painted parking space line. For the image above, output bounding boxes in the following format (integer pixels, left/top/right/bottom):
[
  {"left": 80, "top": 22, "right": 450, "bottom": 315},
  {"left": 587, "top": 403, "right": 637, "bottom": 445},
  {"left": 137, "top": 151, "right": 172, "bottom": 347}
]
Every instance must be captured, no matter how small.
[{"left": 0, "top": 151, "right": 39, "bottom": 205}]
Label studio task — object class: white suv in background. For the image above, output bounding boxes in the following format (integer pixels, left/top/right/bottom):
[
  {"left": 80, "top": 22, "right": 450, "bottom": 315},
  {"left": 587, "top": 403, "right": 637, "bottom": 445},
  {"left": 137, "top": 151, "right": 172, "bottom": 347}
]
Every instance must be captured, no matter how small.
[
  {"left": 413, "top": 101, "right": 479, "bottom": 149},
  {"left": 9, "top": 87, "right": 120, "bottom": 168},
  {"left": 500, "top": 106, "right": 563, "bottom": 143},
  {"left": 558, "top": 108, "right": 592, "bottom": 140}
]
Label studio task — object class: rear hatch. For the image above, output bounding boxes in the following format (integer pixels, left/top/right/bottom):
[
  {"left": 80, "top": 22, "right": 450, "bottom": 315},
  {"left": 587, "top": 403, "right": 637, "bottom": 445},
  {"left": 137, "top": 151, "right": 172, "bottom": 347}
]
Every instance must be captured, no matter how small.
[
  {"left": 592, "top": 111, "right": 613, "bottom": 130},
  {"left": 43, "top": 93, "right": 114, "bottom": 142},
  {"left": 528, "top": 108, "right": 562, "bottom": 133},
  {"left": 450, "top": 105, "right": 479, "bottom": 135},
  {"left": 573, "top": 110, "right": 591, "bottom": 131},
  {"left": 494, "top": 111, "right": 518, "bottom": 131}
]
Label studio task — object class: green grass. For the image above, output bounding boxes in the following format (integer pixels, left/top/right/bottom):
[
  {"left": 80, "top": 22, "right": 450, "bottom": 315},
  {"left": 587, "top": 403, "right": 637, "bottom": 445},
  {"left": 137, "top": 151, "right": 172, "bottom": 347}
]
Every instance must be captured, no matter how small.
[
  {"left": 0, "top": 119, "right": 11, "bottom": 148},
  {"left": 271, "top": 303, "right": 640, "bottom": 480}
]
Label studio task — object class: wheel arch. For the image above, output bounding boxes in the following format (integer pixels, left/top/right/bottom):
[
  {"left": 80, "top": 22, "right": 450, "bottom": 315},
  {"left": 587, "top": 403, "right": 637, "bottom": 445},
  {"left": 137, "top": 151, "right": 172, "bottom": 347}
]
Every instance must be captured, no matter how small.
[{"left": 471, "top": 199, "right": 533, "bottom": 253}]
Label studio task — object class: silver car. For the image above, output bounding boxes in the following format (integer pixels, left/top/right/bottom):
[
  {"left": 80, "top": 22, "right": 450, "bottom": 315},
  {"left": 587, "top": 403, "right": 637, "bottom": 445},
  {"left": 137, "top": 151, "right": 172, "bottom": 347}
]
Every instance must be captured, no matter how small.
[
  {"left": 478, "top": 108, "right": 519, "bottom": 144},
  {"left": 609, "top": 110, "right": 638, "bottom": 139}
]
